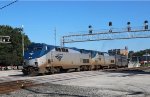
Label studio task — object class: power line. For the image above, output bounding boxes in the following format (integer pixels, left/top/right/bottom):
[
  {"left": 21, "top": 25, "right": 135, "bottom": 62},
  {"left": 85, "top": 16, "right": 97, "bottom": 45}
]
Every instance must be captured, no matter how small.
[{"left": 0, "top": 0, "right": 18, "bottom": 10}]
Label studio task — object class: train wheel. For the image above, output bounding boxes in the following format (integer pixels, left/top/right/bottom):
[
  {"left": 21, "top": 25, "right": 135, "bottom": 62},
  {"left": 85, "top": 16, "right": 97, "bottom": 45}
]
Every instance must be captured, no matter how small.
[
  {"left": 97, "top": 65, "right": 101, "bottom": 70},
  {"left": 22, "top": 69, "right": 29, "bottom": 75},
  {"left": 75, "top": 67, "right": 80, "bottom": 72},
  {"left": 80, "top": 66, "right": 84, "bottom": 71},
  {"left": 50, "top": 67, "right": 55, "bottom": 74},
  {"left": 88, "top": 66, "right": 92, "bottom": 71},
  {"left": 84, "top": 66, "right": 89, "bottom": 71},
  {"left": 28, "top": 67, "right": 38, "bottom": 76},
  {"left": 63, "top": 69, "right": 68, "bottom": 73},
  {"left": 55, "top": 67, "right": 61, "bottom": 73},
  {"left": 94, "top": 65, "right": 98, "bottom": 70}
]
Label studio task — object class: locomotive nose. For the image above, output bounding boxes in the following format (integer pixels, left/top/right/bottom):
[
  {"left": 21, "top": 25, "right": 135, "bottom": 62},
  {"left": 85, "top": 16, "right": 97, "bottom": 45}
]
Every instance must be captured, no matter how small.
[{"left": 24, "top": 58, "right": 39, "bottom": 67}]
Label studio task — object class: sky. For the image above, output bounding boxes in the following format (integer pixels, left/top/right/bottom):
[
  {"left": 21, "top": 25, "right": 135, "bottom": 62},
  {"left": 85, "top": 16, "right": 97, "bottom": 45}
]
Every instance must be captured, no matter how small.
[{"left": 0, "top": 0, "right": 150, "bottom": 52}]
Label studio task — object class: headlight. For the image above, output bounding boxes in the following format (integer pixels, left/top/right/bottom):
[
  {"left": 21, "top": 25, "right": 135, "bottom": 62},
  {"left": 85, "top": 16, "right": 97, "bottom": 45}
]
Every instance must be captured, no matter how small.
[{"left": 35, "top": 62, "right": 38, "bottom": 67}]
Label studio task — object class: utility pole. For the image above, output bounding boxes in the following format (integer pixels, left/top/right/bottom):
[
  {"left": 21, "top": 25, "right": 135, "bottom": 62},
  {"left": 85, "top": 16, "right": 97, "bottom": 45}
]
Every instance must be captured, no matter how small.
[
  {"left": 22, "top": 25, "right": 24, "bottom": 57},
  {"left": 54, "top": 27, "right": 56, "bottom": 46}
]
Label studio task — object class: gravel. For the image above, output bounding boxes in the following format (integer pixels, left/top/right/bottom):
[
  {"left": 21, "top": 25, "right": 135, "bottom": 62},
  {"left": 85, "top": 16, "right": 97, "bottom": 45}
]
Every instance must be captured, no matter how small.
[
  {"left": 0, "top": 69, "right": 150, "bottom": 97},
  {"left": 0, "top": 82, "right": 149, "bottom": 97}
]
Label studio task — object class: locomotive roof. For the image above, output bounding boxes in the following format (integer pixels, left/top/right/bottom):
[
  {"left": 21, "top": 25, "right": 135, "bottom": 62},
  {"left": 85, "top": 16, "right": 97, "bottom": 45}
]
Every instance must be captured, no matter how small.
[
  {"left": 25, "top": 43, "right": 107, "bottom": 59},
  {"left": 28, "top": 43, "right": 104, "bottom": 53}
]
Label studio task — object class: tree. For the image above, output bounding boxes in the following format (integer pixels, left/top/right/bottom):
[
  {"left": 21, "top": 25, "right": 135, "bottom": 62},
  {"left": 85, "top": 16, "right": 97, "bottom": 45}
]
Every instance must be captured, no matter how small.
[
  {"left": 0, "top": 25, "right": 31, "bottom": 66},
  {"left": 129, "top": 49, "right": 150, "bottom": 58},
  {"left": 128, "top": 51, "right": 134, "bottom": 58}
]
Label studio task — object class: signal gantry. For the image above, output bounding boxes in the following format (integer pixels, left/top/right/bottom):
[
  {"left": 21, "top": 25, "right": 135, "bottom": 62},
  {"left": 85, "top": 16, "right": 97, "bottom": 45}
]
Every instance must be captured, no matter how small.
[{"left": 61, "top": 20, "right": 150, "bottom": 47}]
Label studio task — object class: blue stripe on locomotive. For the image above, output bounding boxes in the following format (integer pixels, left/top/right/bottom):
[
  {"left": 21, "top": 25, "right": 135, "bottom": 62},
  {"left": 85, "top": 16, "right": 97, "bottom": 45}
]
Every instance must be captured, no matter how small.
[
  {"left": 24, "top": 43, "right": 102, "bottom": 60},
  {"left": 24, "top": 43, "right": 55, "bottom": 60},
  {"left": 69, "top": 47, "right": 101, "bottom": 58}
]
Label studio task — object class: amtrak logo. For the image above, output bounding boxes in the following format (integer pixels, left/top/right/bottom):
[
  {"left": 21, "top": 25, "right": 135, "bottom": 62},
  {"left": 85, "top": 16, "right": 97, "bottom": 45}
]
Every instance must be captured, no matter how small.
[
  {"left": 55, "top": 54, "right": 63, "bottom": 61},
  {"left": 29, "top": 53, "right": 34, "bottom": 55}
]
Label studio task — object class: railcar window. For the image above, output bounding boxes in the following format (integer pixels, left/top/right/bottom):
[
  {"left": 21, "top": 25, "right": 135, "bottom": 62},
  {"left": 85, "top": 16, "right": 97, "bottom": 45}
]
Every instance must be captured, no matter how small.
[
  {"left": 55, "top": 47, "right": 68, "bottom": 52},
  {"left": 58, "top": 48, "right": 61, "bottom": 52},
  {"left": 62, "top": 48, "right": 65, "bottom": 52},
  {"left": 66, "top": 49, "right": 68, "bottom": 52},
  {"left": 48, "top": 59, "right": 51, "bottom": 63},
  {"left": 111, "top": 60, "right": 115, "bottom": 63},
  {"left": 83, "top": 59, "right": 89, "bottom": 63},
  {"left": 62, "top": 48, "right": 64, "bottom": 52}
]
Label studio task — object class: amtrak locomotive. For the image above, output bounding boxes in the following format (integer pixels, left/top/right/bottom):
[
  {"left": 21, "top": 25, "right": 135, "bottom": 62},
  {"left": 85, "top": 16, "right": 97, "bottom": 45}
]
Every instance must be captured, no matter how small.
[{"left": 22, "top": 43, "right": 128, "bottom": 75}]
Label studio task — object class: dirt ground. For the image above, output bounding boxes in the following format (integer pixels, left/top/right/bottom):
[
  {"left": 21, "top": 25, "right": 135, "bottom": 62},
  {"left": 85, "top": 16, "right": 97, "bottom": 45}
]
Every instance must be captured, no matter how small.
[{"left": 0, "top": 69, "right": 150, "bottom": 97}]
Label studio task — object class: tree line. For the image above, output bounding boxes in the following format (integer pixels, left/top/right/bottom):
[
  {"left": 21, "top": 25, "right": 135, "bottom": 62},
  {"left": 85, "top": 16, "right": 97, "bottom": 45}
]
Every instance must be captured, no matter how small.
[
  {"left": 0, "top": 25, "right": 31, "bottom": 66},
  {"left": 129, "top": 49, "right": 150, "bottom": 58}
]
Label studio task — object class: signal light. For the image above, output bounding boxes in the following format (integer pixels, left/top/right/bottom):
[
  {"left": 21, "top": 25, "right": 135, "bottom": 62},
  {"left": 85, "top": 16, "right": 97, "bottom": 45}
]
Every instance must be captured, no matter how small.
[
  {"left": 88, "top": 25, "right": 92, "bottom": 28},
  {"left": 144, "top": 20, "right": 148, "bottom": 24},
  {"left": 127, "top": 22, "right": 130, "bottom": 25},
  {"left": 144, "top": 20, "right": 148, "bottom": 30},
  {"left": 127, "top": 22, "right": 131, "bottom": 32},
  {"left": 109, "top": 22, "right": 112, "bottom": 26},
  {"left": 88, "top": 25, "right": 92, "bottom": 34},
  {"left": 109, "top": 22, "right": 112, "bottom": 32}
]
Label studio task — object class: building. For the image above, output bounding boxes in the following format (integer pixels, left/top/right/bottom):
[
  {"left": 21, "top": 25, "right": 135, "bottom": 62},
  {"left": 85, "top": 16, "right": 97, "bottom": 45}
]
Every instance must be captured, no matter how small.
[{"left": 108, "top": 47, "right": 128, "bottom": 57}]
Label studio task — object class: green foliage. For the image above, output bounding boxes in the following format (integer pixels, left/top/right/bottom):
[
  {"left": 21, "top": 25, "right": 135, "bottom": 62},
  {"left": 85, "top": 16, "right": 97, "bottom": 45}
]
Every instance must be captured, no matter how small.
[
  {"left": 129, "top": 49, "right": 150, "bottom": 58},
  {"left": 133, "top": 49, "right": 150, "bottom": 56},
  {"left": 0, "top": 25, "right": 31, "bottom": 66}
]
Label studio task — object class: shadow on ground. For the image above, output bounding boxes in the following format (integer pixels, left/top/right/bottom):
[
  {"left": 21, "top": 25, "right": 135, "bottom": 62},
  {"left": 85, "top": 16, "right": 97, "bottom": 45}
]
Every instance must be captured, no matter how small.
[{"left": 103, "top": 68, "right": 150, "bottom": 77}]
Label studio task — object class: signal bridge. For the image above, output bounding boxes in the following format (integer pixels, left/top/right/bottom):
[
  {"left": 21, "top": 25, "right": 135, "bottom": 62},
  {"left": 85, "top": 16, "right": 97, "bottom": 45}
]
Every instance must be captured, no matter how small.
[
  {"left": 0, "top": 36, "right": 11, "bottom": 43},
  {"left": 61, "top": 26, "right": 150, "bottom": 47}
]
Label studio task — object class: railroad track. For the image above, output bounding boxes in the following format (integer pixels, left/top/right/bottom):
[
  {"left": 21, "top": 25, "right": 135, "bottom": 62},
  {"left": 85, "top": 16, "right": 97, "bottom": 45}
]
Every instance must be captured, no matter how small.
[
  {"left": 0, "top": 71, "right": 105, "bottom": 94},
  {"left": 0, "top": 80, "right": 41, "bottom": 94},
  {"left": 103, "top": 67, "right": 150, "bottom": 72}
]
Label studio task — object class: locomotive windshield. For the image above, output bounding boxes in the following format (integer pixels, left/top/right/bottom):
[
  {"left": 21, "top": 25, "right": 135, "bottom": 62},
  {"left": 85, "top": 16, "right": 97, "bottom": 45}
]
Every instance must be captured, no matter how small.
[{"left": 27, "top": 46, "right": 43, "bottom": 51}]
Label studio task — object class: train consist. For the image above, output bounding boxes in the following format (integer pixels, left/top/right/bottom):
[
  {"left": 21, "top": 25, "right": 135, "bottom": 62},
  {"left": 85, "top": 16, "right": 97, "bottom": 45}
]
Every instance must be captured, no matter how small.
[{"left": 22, "top": 43, "right": 128, "bottom": 75}]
